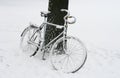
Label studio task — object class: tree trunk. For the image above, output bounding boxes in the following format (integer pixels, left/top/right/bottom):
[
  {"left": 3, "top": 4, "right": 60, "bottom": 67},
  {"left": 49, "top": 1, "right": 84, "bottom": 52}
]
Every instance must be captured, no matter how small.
[{"left": 44, "top": 0, "right": 69, "bottom": 45}]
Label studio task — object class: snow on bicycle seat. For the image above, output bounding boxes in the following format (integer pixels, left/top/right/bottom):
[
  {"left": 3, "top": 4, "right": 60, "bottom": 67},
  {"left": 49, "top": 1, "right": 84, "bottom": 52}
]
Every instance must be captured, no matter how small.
[{"left": 41, "top": 11, "right": 50, "bottom": 17}]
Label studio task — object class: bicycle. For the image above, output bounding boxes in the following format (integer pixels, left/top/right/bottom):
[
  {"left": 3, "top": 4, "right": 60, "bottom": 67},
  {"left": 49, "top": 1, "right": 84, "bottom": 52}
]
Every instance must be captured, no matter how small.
[{"left": 20, "top": 9, "right": 87, "bottom": 73}]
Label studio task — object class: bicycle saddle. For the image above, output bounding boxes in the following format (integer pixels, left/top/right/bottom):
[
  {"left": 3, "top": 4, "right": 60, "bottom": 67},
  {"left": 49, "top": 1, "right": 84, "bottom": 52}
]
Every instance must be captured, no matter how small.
[{"left": 41, "top": 11, "right": 50, "bottom": 17}]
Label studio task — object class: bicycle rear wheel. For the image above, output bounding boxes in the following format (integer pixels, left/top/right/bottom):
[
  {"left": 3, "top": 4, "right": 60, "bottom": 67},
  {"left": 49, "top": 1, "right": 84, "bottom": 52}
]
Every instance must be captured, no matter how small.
[
  {"left": 50, "top": 36, "right": 87, "bottom": 73},
  {"left": 20, "top": 26, "right": 41, "bottom": 56}
]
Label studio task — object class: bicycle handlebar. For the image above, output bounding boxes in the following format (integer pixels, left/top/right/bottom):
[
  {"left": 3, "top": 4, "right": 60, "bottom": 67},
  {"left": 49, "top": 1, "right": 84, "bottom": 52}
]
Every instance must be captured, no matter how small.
[
  {"left": 41, "top": 9, "right": 76, "bottom": 24},
  {"left": 61, "top": 9, "right": 76, "bottom": 24},
  {"left": 61, "top": 9, "right": 70, "bottom": 17}
]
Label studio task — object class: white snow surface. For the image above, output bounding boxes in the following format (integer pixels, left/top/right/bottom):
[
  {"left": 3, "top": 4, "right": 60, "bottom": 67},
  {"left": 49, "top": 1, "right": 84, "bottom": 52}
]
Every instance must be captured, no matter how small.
[{"left": 0, "top": 0, "right": 120, "bottom": 78}]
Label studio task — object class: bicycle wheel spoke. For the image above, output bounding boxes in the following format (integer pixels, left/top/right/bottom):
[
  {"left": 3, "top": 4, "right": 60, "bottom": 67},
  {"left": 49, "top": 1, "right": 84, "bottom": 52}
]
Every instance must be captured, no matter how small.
[
  {"left": 52, "top": 54, "right": 68, "bottom": 70},
  {"left": 69, "top": 56, "right": 77, "bottom": 70},
  {"left": 71, "top": 51, "right": 84, "bottom": 56},
  {"left": 69, "top": 58, "right": 78, "bottom": 69},
  {"left": 68, "top": 44, "right": 82, "bottom": 50},
  {"left": 70, "top": 54, "right": 83, "bottom": 66},
  {"left": 61, "top": 55, "right": 69, "bottom": 70},
  {"left": 58, "top": 55, "right": 67, "bottom": 63},
  {"left": 65, "top": 56, "right": 71, "bottom": 72},
  {"left": 51, "top": 36, "right": 87, "bottom": 73},
  {"left": 52, "top": 54, "right": 66, "bottom": 64},
  {"left": 67, "top": 43, "right": 78, "bottom": 51}
]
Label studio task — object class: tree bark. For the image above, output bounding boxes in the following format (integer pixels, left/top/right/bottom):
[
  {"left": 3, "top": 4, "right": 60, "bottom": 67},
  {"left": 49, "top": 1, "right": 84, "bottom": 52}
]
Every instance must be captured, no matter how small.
[{"left": 44, "top": 0, "right": 69, "bottom": 45}]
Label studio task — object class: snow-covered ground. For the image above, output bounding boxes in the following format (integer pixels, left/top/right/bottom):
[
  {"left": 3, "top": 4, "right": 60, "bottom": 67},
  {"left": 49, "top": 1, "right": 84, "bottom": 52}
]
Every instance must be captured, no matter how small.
[{"left": 0, "top": 0, "right": 120, "bottom": 78}]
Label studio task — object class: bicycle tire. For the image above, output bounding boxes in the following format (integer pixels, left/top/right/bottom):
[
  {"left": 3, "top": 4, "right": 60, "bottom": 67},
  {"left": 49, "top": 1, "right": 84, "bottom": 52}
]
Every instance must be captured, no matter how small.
[
  {"left": 50, "top": 36, "right": 87, "bottom": 73},
  {"left": 20, "top": 26, "right": 41, "bottom": 56}
]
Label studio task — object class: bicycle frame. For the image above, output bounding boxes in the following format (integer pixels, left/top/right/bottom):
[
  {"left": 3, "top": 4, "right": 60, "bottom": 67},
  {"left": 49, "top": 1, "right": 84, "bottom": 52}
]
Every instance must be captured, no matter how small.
[
  {"left": 21, "top": 9, "right": 76, "bottom": 57},
  {"left": 28, "top": 20, "right": 67, "bottom": 51}
]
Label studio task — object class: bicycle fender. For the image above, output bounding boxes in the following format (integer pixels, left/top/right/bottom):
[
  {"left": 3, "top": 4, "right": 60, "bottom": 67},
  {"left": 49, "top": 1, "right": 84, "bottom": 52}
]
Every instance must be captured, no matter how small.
[{"left": 20, "top": 27, "right": 29, "bottom": 37}]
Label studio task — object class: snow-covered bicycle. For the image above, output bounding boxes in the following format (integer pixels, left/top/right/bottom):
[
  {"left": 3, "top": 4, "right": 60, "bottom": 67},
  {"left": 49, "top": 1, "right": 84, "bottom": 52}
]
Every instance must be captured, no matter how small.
[{"left": 20, "top": 9, "right": 87, "bottom": 73}]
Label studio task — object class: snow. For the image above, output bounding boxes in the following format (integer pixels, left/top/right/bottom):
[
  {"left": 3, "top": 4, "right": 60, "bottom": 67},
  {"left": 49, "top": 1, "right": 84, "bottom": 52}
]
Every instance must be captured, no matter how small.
[{"left": 0, "top": 0, "right": 120, "bottom": 78}]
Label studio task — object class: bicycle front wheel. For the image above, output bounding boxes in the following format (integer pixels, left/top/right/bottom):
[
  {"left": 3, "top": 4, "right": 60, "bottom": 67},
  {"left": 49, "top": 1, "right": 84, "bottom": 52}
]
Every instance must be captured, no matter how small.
[
  {"left": 20, "top": 26, "right": 41, "bottom": 56},
  {"left": 50, "top": 36, "right": 87, "bottom": 73}
]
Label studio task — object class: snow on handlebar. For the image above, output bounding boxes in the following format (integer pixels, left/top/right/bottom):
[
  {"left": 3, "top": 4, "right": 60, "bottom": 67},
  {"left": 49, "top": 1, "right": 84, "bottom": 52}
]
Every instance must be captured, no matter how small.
[
  {"left": 41, "top": 9, "right": 76, "bottom": 24},
  {"left": 61, "top": 9, "right": 76, "bottom": 24}
]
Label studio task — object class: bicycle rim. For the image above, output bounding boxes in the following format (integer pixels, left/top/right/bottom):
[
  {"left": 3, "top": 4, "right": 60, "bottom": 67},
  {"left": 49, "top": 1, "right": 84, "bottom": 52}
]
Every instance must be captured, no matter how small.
[
  {"left": 50, "top": 36, "right": 87, "bottom": 73},
  {"left": 20, "top": 27, "right": 40, "bottom": 55}
]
